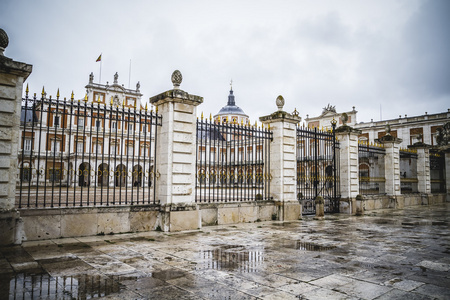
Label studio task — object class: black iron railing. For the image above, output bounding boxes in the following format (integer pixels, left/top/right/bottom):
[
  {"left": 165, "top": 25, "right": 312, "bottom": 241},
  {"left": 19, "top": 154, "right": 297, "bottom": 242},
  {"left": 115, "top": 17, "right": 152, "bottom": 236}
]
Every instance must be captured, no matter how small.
[
  {"left": 296, "top": 126, "right": 340, "bottom": 215},
  {"left": 400, "top": 149, "right": 418, "bottom": 193},
  {"left": 430, "top": 150, "right": 445, "bottom": 193},
  {"left": 358, "top": 142, "right": 386, "bottom": 195},
  {"left": 17, "top": 91, "right": 161, "bottom": 208},
  {"left": 196, "top": 118, "right": 272, "bottom": 203}
]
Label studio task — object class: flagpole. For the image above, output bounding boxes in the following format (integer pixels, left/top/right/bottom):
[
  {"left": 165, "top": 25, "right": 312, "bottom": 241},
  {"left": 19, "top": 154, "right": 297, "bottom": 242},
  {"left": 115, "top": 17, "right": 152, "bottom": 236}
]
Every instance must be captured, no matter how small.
[{"left": 99, "top": 57, "right": 102, "bottom": 84}]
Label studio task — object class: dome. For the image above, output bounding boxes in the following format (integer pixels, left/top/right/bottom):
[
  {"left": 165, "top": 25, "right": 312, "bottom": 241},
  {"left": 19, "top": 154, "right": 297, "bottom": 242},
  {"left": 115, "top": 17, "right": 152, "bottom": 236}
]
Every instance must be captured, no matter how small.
[{"left": 214, "top": 88, "right": 249, "bottom": 118}]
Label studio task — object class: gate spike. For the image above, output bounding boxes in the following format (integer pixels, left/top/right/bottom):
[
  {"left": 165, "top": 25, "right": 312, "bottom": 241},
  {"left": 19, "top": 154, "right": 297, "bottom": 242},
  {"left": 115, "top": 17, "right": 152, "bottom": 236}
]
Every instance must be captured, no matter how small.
[
  {"left": 201, "top": 112, "right": 203, "bottom": 120},
  {"left": 25, "top": 84, "right": 29, "bottom": 97},
  {"left": 98, "top": 95, "right": 101, "bottom": 103},
  {"left": 84, "top": 94, "right": 88, "bottom": 102},
  {"left": 155, "top": 106, "right": 158, "bottom": 113},
  {"left": 210, "top": 113, "right": 212, "bottom": 121},
  {"left": 41, "top": 86, "right": 45, "bottom": 97},
  {"left": 110, "top": 96, "right": 113, "bottom": 106},
  {"left": 56, "top": 88, "right": 60, "bottom": 99},
  {"left": 71, "top": 91, "right": 74, "bottom": 101},
  {"left": 145, "top": 103, "right": 148, "bottom": 111}
]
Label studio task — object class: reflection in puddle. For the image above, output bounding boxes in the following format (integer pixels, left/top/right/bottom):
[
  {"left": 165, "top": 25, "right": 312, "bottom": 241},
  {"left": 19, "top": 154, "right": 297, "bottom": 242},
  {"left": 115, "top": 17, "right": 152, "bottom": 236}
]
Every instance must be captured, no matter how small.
[
  {"left": 7, "top": 273, "right": 122, "bottom": 299},
  {"left": 286, "top": 241, "right": 336, "bottom": 251},
  {"left": 198, "top": 246, "right": 264, "bottom": 273}
]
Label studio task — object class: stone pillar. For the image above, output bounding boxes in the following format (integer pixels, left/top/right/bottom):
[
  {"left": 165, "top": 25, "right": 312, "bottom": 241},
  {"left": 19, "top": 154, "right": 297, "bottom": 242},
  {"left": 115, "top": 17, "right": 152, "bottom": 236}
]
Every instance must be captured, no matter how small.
[
  {"left": 409, "top": 145, "right": 431, "bottom": 194},
  {"left": 335, "top": 125, "right": 361, "bottom": 214},
  {"left": 260, "top": 96, "right": 301, "bottom": 221},
  {"left": 149, "top": 70, "right": 203, "bottom": 232},
  {"left": 380, "top": 137, "right": 402, "bottom": 196},
  {"left": 0, "top": 29, "right": 32, "bottom": 245}
]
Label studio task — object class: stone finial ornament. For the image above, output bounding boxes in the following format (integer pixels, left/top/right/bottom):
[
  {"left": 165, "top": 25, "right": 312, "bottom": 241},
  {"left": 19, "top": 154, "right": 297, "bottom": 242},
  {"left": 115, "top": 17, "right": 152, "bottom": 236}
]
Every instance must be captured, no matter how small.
[
  {"left": 114, "top": 72, "right": 118, "bottom": 84},
  {"left": 276, "top": 95, "right": 285, "bottom": 111},
  {"left": 171, "top": 70, "right": 182, "bottom": 89},
  {"left": 136, "top": 81, "right": 140, "bottom": 92},
  {"left": 89, "top": 72, "right": 94, "bottom": 83},
  {"left": 341, "top": 112, "right": 349, "bottom": 125},
  {"left": 385, "top": 124, "right": 391, "bottom": 135},
  {"left": 0, "top": 28, "right": 9, "bottom": 56}
]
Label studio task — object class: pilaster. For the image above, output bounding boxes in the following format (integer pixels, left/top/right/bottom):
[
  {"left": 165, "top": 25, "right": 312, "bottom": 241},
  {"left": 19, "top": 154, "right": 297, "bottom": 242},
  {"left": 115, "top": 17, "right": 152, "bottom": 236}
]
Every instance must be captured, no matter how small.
[
  {"left": 260, "top": 96, "right": 301, "bottom": 220},
  {"left": 379, "top": 136, "right": 402, "bottom": 196},
  {"left": 335, "top": 126, "right": 360, "bottom": 202},
  {"left": 149, "top": 70, "right": 203, "bottom": 231},
  {"left": 0, "top": 28, "right": 32, "bottom": 245},
  {"left": 409, "top": 144, "right": 431, "bottom": 194}
]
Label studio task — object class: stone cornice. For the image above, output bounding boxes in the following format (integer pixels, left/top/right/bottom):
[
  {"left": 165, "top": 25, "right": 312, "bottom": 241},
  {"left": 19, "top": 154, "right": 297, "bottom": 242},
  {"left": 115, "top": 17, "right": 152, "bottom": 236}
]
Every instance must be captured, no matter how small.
[
  {"left": 334, "top": 125, "right": 361, "bottom": 134},
  {"left": 149, "top": 89, "right": 203, "bottom": 107},
  {"left": 0, "top": 55, "right": 32, "bottom": 80},
  {"left": 377, "top": 135, "right": 402, "bottom": 144},
  {"left": 259, "top": 110, "right": 301, "bottom": 124}
]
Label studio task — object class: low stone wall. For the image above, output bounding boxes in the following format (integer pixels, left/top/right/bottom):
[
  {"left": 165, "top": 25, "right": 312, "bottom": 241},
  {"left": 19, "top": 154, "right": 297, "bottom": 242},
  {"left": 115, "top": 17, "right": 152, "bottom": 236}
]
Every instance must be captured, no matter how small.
[
  {"left": 19, "top": 205, "right": 160, "bottom": 242},
  {"left": 198, "top": 201, "right": 278, "bottom": 226},
  {"left": 361, "top": 193, "right": 447, "bottom": 212}
]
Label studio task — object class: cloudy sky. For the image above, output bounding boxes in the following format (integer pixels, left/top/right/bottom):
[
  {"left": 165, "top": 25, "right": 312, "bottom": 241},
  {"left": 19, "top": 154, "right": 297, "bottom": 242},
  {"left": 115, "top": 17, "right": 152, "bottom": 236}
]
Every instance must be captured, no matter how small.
[{"left": 1, "top": 0, "right": 449, "bottom": 124}]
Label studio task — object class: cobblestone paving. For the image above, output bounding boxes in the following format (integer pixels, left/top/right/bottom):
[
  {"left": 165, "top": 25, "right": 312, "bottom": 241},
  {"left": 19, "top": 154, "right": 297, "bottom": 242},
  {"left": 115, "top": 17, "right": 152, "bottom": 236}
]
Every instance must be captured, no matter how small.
[{"left": 1, "top": 203, "right": 449, "bottom": 299}]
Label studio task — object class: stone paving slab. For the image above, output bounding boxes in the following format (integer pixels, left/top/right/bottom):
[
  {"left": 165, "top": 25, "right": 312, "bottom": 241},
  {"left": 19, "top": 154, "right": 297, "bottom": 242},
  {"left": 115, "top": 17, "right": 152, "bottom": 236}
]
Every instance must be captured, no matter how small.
[{"left": 0, "top": 203, "right": 450, "bottom": 299}]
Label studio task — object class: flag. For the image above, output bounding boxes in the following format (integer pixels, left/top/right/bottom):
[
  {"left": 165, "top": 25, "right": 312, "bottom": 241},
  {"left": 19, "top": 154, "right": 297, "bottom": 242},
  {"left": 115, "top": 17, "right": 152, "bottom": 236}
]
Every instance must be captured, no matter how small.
[{"left": 96, "top": 54, "right": 102, "bottom": 62}]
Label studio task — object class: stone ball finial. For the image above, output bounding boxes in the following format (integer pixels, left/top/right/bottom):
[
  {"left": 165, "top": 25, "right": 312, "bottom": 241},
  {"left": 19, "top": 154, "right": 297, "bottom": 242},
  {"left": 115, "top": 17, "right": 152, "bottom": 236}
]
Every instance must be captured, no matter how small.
[
  {"left": 276, "top": 95, "right": 285, "bottom": 111},
  {"left": 0, "top": 28, "right": 9, "bottom": 56},
  {"left": 171, "top": 70, "right": 182, "bottom": 89}
]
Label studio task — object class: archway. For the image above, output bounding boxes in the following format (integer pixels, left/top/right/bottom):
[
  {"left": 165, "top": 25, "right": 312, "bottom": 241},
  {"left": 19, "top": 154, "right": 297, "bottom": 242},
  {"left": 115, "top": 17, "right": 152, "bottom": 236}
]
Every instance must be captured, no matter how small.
[
  {"left": 132, "top": 165, "right": 142, "bottom": 187},
  {"left": 98, "top": 163, "right": 109, "bottom": 186},
  {"left": 115, "top": 164, "right": 126, "bottom": 187},
  {"left": 78, "top": 162, "right": 90, "bottom": 187}
]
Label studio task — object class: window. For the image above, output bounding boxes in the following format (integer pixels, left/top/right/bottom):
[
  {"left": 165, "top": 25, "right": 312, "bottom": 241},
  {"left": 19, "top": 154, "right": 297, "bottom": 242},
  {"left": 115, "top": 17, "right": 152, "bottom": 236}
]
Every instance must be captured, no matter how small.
[
  {"left": 110, "top": 145, "right": 116, "bottom": 155},
  {"left": 94, "top": 143, "right": 102, "bottom": 154},
  {"left": 49, "top": 169, "right": 61, "bottom": 182},
  {"left": 54, "top": 116, "right": 60, "bottom": 128},
  {"left": 128, "top": 123, "right": 133, "bottom": 132},
  {"left": 78, "top": 118, "right": 84, "bottom": 129},
  {"left": 127, "top": 145, "right": 134, "bottom": 156},
  {"left": 51, "top": 139, "right": 60, "bottom": 154},
  {"left": 95, "top": 120, "right": 101, "bottom": 130},
  {"left": 24, "top": 138, "right": 32, "bottom": 154},
  {"left": 76, "top": 142, "right": 83, "bottom": 153},
  {"left": 111, "top": 121, "right": 117, "bottom": 133},
  {"left": 20, "top": 165, "right": 31, "bottom": 182}
]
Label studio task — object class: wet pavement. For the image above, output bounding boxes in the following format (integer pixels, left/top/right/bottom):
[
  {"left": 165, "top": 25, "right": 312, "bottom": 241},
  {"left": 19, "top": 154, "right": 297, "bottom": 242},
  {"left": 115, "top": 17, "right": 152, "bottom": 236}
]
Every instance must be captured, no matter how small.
[{"left": 1, "top": 203, "right": 450, "bottom": 300}]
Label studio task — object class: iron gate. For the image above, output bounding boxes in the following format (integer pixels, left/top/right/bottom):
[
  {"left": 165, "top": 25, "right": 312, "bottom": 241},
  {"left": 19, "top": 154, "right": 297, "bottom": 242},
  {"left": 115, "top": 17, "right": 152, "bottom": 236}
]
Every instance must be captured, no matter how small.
[{"left": 296, "top": 125, "right": 340, "bottom": 214}]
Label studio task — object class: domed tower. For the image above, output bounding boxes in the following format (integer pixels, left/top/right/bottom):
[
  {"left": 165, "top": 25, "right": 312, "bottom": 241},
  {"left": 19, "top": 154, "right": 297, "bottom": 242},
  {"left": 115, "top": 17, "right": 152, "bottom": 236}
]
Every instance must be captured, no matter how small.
[{"left": 213, "top": 84, "right": 249, "bottom": 124}]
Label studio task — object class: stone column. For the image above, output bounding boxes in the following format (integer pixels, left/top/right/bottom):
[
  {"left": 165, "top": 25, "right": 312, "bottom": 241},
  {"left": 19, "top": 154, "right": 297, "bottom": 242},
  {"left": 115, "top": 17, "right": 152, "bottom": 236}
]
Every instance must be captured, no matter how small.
[
  {"left": 409, "top": 145, "right": 431, "bottom": 194},
  {"left": 379, "top": 137, "right": 402, "bottom": 196},
  {"left": 260, "top": 96, "right": 301, "bottom": 221},
  {"left": 0, "top": 29, "right": 32, "bottom": 245},
  {"left": 335, "top": 125, "right": 361, "bottom": 214},
  {"left": 149, "top": 70, "right": 203, "bottom": 232}
]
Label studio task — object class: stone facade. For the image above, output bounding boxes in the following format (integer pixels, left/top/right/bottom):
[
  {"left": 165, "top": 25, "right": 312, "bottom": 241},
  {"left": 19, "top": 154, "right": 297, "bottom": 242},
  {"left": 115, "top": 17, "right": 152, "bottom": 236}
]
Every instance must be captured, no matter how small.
[{"left": 0, "top": 28, "right": 32, "bottom": 245}]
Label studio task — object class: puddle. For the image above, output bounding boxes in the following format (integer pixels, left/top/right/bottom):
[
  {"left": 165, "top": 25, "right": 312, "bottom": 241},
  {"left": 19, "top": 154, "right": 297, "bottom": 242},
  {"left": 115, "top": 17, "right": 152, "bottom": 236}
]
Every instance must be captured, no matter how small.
[
  {"left": 285, "top": 241, "right": 336, "bottom": 251},
  {"left": 152, "top": 269, "right": 187, "bottom": 281},
  {"left": 197, "top": 245, "right": 264, "bottom": 273},
  {"left": 7, "top": 273, "right": 123, "bottom": 299}
]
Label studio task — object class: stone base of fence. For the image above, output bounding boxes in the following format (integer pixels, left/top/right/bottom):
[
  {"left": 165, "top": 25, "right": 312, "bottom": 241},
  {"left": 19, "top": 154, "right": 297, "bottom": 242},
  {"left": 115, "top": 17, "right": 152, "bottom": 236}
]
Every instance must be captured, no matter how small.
[
  {"left": 198, "top": 201, "right": 278, "bottom": 226},
  {"left": 18, "top": 205, "right": 160, "bottom": 241},
  {"left": 351, "top": 193, "right": 447, "bottom": 213}
]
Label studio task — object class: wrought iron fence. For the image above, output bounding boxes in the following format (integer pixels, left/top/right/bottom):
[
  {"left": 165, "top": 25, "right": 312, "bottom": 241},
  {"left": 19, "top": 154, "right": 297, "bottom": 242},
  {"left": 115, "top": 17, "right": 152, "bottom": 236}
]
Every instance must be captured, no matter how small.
[
  {"left": 400, "top": 148, "right": 418, "bottom": 193},
  {"left": 430, "top": 150, "right": 445, "bottom": 193},
  {"left": 358, "top": 142, "right": 386, "bottom": 195},
  {"left": 196, "top": 117, "right": 272, "bottom": 203},
  {"left": 296, "top": 126, "right": 340, "bottom": 215},
  {"left": 17, "top": 90, "right": 161, "bottom": 208}
]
